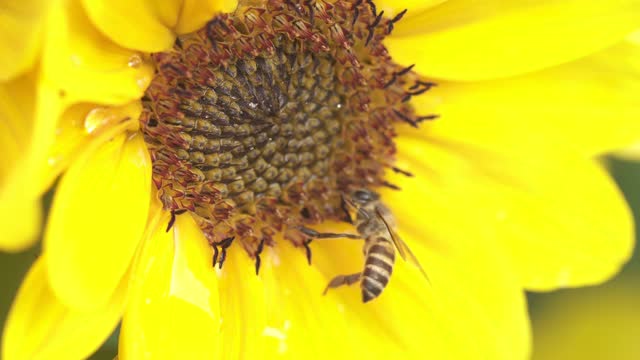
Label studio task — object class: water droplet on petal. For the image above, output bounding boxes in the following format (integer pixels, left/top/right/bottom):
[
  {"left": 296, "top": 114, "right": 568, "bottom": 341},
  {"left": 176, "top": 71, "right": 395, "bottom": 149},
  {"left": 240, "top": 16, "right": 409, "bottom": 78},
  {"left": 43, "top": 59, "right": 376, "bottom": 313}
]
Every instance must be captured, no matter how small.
[
  {"left": 84, "top": 107, "right": 110, "bottom": 134},
  {"left": 128, "top": 54, "right": 142, "bottom": 68},
  {"left": 262, "top": 325, "right": 289, "bottom": 354},
  {"left": 136, "top": 75, "right": 151, "bottom": 91},
  {"left": 47, "top": 156, "right": 60, "bottom": 167}
]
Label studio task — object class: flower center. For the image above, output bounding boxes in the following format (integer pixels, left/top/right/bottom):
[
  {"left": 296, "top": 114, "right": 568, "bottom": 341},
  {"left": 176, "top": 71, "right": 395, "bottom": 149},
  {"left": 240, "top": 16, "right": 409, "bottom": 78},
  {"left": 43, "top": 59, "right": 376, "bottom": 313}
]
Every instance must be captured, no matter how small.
[{"left": 140, "top": 0, "right": 434, "bottom": 261}]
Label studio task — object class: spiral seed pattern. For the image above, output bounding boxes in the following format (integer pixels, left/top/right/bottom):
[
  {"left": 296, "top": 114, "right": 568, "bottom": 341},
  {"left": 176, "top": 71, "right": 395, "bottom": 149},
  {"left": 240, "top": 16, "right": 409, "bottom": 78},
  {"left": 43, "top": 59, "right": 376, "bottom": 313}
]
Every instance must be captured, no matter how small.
[{"left": 140, "top": 0, "right": 434, "bottom": 255}]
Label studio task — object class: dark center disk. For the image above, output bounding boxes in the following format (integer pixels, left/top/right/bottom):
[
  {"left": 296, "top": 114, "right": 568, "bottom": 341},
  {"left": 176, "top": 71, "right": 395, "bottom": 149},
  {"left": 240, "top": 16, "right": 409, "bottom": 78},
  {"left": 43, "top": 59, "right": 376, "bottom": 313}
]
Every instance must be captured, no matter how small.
[{"left": 140, "top": 0, "right": 430, "bottom": 252}]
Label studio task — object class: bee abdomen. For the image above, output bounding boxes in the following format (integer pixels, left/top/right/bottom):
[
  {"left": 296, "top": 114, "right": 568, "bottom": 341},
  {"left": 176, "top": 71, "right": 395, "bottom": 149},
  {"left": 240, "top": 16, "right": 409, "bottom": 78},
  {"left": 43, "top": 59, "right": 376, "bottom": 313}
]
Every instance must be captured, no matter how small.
[{"left": 361, "top": 241, "right": 395, "bottom": 303}]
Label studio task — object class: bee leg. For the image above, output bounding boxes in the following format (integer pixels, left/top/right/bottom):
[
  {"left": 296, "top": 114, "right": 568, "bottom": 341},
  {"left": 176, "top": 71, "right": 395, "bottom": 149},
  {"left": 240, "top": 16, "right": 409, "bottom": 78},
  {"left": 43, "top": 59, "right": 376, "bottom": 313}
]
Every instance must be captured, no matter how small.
[
  {"left": 215, "top": 236, "right": 235, "bottom": 269},
  {"left": 339, "top": 194, "right": 353, "bottom": 224},
  {"left": 296, "top": 226, "right": 360, "bottom": 240},
  {"left": 323, "top": 272, "right": 362, "bottom": 295}
]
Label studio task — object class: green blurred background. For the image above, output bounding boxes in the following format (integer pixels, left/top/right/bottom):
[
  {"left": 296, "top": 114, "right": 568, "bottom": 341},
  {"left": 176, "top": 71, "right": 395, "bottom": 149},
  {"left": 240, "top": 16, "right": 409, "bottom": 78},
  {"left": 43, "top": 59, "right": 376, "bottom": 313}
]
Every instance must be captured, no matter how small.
[{"left": 2, "top": 158, "right": 639, "bottom": 359}]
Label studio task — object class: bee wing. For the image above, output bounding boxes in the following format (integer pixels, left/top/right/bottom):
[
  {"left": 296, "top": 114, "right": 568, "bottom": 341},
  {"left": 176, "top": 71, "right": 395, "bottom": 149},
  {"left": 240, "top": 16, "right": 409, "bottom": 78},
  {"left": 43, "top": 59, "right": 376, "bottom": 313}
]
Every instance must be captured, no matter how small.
[{"left": 375, "top": 206, "right": 431, "bottom": 284}]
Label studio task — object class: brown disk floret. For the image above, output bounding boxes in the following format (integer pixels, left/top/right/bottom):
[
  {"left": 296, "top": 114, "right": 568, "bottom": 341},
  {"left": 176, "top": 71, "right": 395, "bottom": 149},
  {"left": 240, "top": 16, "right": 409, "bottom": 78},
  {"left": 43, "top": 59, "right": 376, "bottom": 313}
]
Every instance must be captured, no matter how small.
[{"left": 140, "top": 0, "right": 435, "bottom": 261}]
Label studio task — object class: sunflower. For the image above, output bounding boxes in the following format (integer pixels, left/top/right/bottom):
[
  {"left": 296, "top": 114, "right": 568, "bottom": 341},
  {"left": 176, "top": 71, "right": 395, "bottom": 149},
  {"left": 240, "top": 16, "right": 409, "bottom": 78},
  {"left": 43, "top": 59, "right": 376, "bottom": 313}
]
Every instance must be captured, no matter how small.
[{"left": 2, "top": 0, "right": 640, "bottom": 359}]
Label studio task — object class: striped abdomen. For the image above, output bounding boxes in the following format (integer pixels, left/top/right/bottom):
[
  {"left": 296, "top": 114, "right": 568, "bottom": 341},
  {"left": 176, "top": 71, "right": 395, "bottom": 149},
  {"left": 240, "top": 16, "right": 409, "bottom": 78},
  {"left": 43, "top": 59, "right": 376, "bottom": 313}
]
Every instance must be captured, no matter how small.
[{"left": 361, "top": 238, "right": 396, "bottom": 303}]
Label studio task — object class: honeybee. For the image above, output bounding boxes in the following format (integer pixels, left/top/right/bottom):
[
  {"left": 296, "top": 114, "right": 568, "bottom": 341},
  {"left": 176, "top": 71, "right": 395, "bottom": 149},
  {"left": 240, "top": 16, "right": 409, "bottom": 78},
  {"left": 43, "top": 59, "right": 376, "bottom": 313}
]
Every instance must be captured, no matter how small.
[{"left": 299, "top": 188, "right": 429, "bottom": 302}]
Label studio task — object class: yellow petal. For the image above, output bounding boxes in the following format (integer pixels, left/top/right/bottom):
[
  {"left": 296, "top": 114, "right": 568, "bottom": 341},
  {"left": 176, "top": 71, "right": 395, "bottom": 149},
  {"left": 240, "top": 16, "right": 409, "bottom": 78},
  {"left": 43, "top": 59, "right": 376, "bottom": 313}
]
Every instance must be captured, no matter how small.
[
  {"left": 0, "top": 73, "right": 42, "bottom": 252},
  {"left": 0, "top": 76, "right": 62, "bottom": 252},
  {"left": 412, "top": 40, "right": 640, "bottom": 156},
  {"left": 386, "top": 0, "right": 640, "bottom": 81},
  {"left": 0, "top": 0, "right": 47, "bottom": 81},
  {"left": 628, "top": 28, "right": 640, "bottom": 45},
  {"left": 376, "top": 0, "right": 447, "bottom": 18},
  {"left": 45, "top": 132, "right": 151, "bottom": 310},
  {"left": 218, "top": 237, "right": 376, "bottom": 359},
  {"left": 0, "top": 76, "right": 35, "bottom": 179},
  {"left": 123, "top": 212, "right": 352, "bottom": 359},
  {"left": 310, "top": 218, "right": 530, "bottom": 359},
  {"left": 120, "top": 207, "right": 222, "bottom": 359},
  {"left": 392, "top": 135, "right": 634, "bottom": 291},
  {"left": 81, "top": 0, "right": 237, "bottom": 52},
  {"left": 0, "top": 200, "right": 42, "bottom": 252},
  {"left": 42, "top": 0, "right": 154, "bottom": 105},
  {"left": 173, "top": 0, "right": 238, "bottom": 34},
  {"left": 216, "top": 237, "right": 268, "bottom": 359},
  {"left": 240, "top": 239, "right": 352, "bottom": 359},
  {"left": 2, "top": 257, "right": 125, "bottom": 360},
  {"left": 44, "top": 101, "right": 142, "bottom": 193}
]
